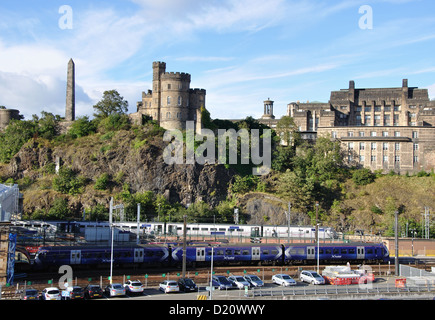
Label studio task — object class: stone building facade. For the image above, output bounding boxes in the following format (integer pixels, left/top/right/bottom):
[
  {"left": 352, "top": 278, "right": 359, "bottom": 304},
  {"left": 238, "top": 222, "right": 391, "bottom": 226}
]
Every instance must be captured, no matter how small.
[
  {"left": 286, "top": 79, "right": 435, "bottom": 174},
  {"left": 131, "top": 61, "right": 206, "bottom": 132}
]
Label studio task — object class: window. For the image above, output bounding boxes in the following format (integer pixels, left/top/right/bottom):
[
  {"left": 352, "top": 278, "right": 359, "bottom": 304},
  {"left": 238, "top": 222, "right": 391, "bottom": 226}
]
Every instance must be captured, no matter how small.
[
  {"left": 384, "top": 115, "right": 390, "bottom": 126},
  {"left": 412, "top": 131, "right": 418, "bottom": 139},
  {"left": 395, "top": 156, "right": 400, "bottom": 163},
  {"left": 178, "top": 96, "right": 182, "bottom": 106},
  {"left": 167, "top": 83, "right": 171, "bottom": 90},
  {"left": 365, "top": 106, "right": 371, "bottom": 112},
  {"left": 371, "top": 155, "right": 376, "bottom": 163},
  {"left": 364, "top": 115, "right": 371, "bottom": 126},
  {"left": 356, "top": 116, "right": 362, "bottom": 126},
  {"left": 359, "top": 131, "right": 365, "bottom": 137},
  {"left": 360, "top": 155, "right": 365, "bottom": 162},
  {"left": 413, "top": 143, "right": 419, "bottom": 151},
  {"left": 348, "top": 142, "right": 354, "bottom": 150},
  {"left": 382, "top": 131, "right": 389, "bottom": 137},
  {"left": 371, "top": 142, "right": 377, "bottom": 150},
  {"left": 371, "top": 131, "right": 377, "bottom": 137},
  {"left": 374, "top": 115, "right": 381, "bottom": 126},
  {"left": 394, "top": 131, "right": 401, "bottom": 137},
  {"left": 414, "top": 156, "right": 419, "bottom": 163},
  {"left": 167, "top": 96, "right": 171, "bottom": 105},
  {"left": 395, "top": 143, "right": 400, "bottom": 151},
  {"left": 383, "top": 143, "right": 388, "bottom": 151},
  {"left": 360, "top": 142, "right": 365, "bottom": 151},
  {"left": 332, "top": 131, "right": 337, "bottom": 138},
  {"left": 383, "top": 155, "right": 388, "bottom": 163},
  {"left": 394, "top": 105, "right": 401, "bottom": 111},
  {"left": 348, "top": 131, "right": 354, "bottom": 137}
]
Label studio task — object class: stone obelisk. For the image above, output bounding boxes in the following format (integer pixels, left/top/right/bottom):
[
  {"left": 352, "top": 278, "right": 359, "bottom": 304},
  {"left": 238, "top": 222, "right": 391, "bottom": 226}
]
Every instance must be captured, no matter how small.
[{"left": 65, "top": 58, "right": 75, "bottom": 121}]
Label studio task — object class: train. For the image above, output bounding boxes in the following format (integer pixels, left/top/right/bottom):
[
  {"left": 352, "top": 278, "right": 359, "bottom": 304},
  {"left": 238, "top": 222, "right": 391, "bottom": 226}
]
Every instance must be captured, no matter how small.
[
  {"left": 34, "top": 242, "right": 390, "bottom": 270},
  {"left": 12, "top": 220, "right": 339, "bottom": 242}
]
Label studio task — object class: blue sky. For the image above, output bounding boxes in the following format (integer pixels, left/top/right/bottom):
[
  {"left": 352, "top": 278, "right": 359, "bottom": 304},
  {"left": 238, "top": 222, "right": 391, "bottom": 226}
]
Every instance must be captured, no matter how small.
[{"left": 0, "top": 0, "right": 434, "bottom": 121}]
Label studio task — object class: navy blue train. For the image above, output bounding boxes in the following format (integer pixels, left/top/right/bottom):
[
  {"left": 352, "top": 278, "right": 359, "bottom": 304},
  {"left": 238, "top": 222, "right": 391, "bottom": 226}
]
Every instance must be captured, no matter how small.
[{"left": 34, "top": 242, "right": 390, "bottom": 270}]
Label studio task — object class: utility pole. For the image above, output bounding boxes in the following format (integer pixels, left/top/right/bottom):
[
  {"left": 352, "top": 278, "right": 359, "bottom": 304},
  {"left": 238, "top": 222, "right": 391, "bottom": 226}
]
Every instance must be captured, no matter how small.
[
  {"left": 315, "top": 202, "right": 319, "bottom": 244},
  {"left": 395, "top": 210, "right": 399, "bottom": 277},
  {"left": 182, "top": 215, "right": 187, "bottom": 278}
]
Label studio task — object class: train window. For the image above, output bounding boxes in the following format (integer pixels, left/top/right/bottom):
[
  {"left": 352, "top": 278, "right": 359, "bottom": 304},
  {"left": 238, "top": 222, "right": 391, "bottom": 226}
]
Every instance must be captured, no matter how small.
[
  {"left": 210, "top": 228, "right": 217, "bottom": 231},
  {"left": 192, "top": 228, "right": 199, "bottom": 231},
  {"left": 234, "top": 250, "right": 241, "bottom": 255},
  {"left": 319, "top": 249, "right": 323, "bottom": 254},
  {"left": 263, "top": 250, "right": 269, "bottom": 255},
  {"left": 333, "top": 249, "right": 339, "bottom": 254},
  {"left": 341, "top": 249, "right": 347, "bottom": 254},
  {"left": 367, "top": 249, "right": 373, "bottom": 254},
  {"left": 201, "top": 228, "right": 208, "bottom": 231},
  {"left": 349, "top": 249, "right": 355, "bottom": 254},
  {"left": 216, "top": 250, "right": 224, "bottom": 255},
  {"left": 325, "top": 249, "right": 332, "bottom": 254},
  {"left": 242, "top": 250, "right": 249, "bottom": 255},
  {"left": 219, "top": 228, "right": 226, "bottom": 231},
  {"left": 271, "top": 250, "right": 278, "bottom": 255},
  {"left": 225, "top": 249, "right": 232, "bottom": 255}
]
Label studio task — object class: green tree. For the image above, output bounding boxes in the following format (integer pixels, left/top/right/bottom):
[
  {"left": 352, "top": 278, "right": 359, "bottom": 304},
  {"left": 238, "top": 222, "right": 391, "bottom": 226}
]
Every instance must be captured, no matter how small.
[
  {"left": 34, "top": 111, "right": 61, "bottom": 139},
  {"left": 93, "top": 90, "right": 129, "bottom": 119},
  {"left": 68, "top": 116, "right": 97, "bottom": 138},
  {"left": 0, "top": 119, "right": 37, "bottom": 163},
  {"left": 352, "top": 168, "right": 376, "bottom": 186},
  {"left": 52, "top": 167, "right": 85, "bottom": 195}
]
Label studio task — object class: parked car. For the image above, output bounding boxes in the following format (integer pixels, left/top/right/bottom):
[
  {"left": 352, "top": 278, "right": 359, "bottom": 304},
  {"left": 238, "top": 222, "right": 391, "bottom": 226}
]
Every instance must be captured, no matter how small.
[
  {"left": 212, "top": 275, "right": 234, "bottom": 290},
  {"left": 124, "top": 280, "right": 144, "bottom": 295},
  {"left": 40, "top": 287, "right": 61, "bottom": 300},
  {"left": 159, "top": 280, "right": 179, "bottom": 293},
  {"left": 64, "top": 286, "right": 84, "bottom": 300},
  {"left": 244, "top": 274, "right": 264, "bottom": 287},
  {"left": 300, "top": 270, "right": 325, "bottom": 285},
  {"left": 178, "top": 278, "right": 197, "bottom": 292},
  {"left": 84, "top": 284, "right": 103, "bottom": 299},
  {"left": 228, "top": 276, "right": 250, "bottom": 289},
  {"left": 104, "top": 283, "right": 126, "bottom": 297},
  {"left": 20, "top": 288, "right": 39, "bottom": 300},
  {"left": 272, "top": 274, "right": 297, "bottom": 286}
]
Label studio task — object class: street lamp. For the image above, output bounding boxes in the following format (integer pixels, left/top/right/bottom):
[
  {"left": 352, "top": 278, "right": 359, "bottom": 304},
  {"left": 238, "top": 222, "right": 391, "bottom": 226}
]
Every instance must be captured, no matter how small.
[
  {"left": 209, "top": 245, "right": 214, "bottom": 300},
  {"left": 317, "top": 223, "right": 320, "bottom": 274}
]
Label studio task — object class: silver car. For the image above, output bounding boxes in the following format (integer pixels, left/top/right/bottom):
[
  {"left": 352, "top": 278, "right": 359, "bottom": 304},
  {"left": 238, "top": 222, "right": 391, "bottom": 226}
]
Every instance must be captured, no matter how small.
[
  {"left": 244, "top": 274, "right": 264, "bottom": 287},
  {"left": 300, "top": 270, "right": 325, "bottom": 285},
  {"left": 272, "top": 274, "right": 297, "bottom": 286},
  {"left": 228, "top": 276, "right": 250, "bottom": 289},
  {"left": 105, "top": 283, "right": 126, "bottom": 297}
]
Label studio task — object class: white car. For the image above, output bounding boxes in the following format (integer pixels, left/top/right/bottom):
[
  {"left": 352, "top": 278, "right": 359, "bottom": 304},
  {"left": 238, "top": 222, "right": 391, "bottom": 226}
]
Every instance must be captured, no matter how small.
[
  {"left": 159, "top": 280, "right": 179, "bottom": 293},
  {"left": 272, "top": 274, "right": 297, "bottom": 286},
  {"left": 300, "top": 270, "right": 325, "bottom": 285},
  {"left": 124, "top": 280, "right": 144, "bottom": 295},
  {"left": 244, "top": 274, "right": 264, "bottom": 287},
  {"left": 41, "top": 287, "right": 61, "bottom": 300},
  {"left": 228, "top": 276, "right": 251, "bottom": 289}
]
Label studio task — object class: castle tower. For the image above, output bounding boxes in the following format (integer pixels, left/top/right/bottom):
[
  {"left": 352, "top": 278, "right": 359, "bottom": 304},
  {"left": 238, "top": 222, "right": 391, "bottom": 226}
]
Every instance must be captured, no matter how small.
[
  {"left": 152, "top": 61, "right": 166, "bottom": 122},
  {"left": 262, "top": 98, "right": 275, "bottom": 119},
  {"left": 65, "top": 59, "right": 75, "bottom": 121}
]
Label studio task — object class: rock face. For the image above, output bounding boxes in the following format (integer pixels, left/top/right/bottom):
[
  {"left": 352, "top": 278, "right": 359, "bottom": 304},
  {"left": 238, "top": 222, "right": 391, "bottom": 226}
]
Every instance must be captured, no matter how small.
[{"left": 3, "top": 129, "right": 235, "bottom": 215}]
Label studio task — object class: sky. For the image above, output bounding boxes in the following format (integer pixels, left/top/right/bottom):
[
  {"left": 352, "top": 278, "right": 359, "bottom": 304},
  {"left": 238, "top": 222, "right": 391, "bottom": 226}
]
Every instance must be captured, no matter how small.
[{"left": 0, "top": 0, "right": 434, "bottom": 121}]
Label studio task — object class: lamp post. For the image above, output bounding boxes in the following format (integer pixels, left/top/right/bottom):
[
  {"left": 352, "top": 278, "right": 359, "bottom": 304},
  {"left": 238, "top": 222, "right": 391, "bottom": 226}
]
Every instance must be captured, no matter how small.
[
  {"left": 209, "top": 245, "right": 214, "bottom": 300},
  {"left": 317, "top": 223, "right": 320, "bottom": 274}
]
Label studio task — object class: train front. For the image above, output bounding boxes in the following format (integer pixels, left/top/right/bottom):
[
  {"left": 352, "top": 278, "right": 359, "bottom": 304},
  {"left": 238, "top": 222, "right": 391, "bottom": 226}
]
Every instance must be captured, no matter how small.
[{"left": 381, "top": 243, "right": 390, "bottom": 263}]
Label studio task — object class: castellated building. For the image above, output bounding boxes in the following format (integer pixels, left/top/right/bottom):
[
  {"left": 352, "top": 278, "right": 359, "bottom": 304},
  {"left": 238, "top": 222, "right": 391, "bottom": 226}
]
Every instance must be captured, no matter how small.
[
  {"left": 284, "top": 79, "right": 435, "bottom": 174},
  {"left": 131, "top": 61, "right": 206, "bottom": 132}
]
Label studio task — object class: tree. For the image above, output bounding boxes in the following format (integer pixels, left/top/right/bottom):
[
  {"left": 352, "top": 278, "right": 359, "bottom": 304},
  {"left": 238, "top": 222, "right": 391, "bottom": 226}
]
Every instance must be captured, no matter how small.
[
  {"left": 93, "top": 90, "right": 129, "bottom": 119},
  {"left": 34, "top": 111, "right": 62, "bottom": 139},
  {"left": 275, "top": 116, "right": 300, "bottom": 147},
  {"left": 68, "top": 116, "right": 97, "bottom": 138},
  {"left": 0, "top": 119, "right": 37, "bottom": 163},
  {"left": 352, "top": 168, "right": 375, "bottom": 186}
]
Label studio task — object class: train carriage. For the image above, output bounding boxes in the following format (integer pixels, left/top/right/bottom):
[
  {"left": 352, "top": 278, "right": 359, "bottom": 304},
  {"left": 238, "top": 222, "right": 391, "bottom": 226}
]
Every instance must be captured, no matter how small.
[{"left": 284, "top": 243, "right": 389, "bottom": 265}]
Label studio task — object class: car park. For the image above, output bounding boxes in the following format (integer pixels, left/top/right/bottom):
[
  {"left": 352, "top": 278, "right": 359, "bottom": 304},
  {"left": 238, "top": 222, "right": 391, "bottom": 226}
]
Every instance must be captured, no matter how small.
[
  {"left": 84, "top": 284, "right": 103, "bottom": 299},
  {"left": 300, "top": 270, "right": 325, "bottom": 285},
  {"left": 41, "top": 287, "right": 61, "bottom": 300},
  {"left": 159, "top": 280, "right": 179, "bottom": 293},
  {"left": 124, "top": 280, "right": 144, "bottom": 295},
  {"left": 272, "top": 274, "right": 297, "bottom": 286},
  {"left": 104, "top": 283, "right": 126, "bottom": 297},
  {"left": 244, "top": 274, "right": 264, "bottom": 287},
  {"left": 212, "top": 275, "right": 234, "bottom": 290},
  {"left": 178, "top": 278, "right": 197, "bottom": 292},
  {"left": 228, "top": 276, "right": 251, "bottom": 289},
  {"left": 20, "top": 288, "right": 39, "bottom": 300}
]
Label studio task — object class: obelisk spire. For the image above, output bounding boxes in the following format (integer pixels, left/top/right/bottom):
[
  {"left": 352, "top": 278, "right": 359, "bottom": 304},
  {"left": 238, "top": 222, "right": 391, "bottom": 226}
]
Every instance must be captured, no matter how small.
[{"left": 65, "top": 58, "right": 75, "bottom": 121}]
